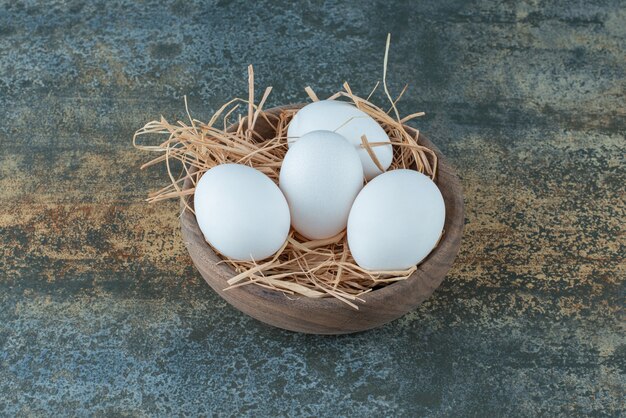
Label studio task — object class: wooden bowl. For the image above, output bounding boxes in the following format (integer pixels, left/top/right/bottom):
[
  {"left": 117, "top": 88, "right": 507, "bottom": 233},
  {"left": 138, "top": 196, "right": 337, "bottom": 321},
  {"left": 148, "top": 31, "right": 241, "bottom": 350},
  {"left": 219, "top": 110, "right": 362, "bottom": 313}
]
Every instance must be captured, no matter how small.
[{"left": 180, "top": 105, "right": 464, "bottom": 334}]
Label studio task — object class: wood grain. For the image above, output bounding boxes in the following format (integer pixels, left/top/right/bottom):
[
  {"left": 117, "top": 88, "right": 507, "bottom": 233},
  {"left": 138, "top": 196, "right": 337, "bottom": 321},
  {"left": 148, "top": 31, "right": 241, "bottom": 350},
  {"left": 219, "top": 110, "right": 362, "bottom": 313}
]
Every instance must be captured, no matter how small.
[{"left": 180, "top": 105, "right": 464, "bottom": 334}]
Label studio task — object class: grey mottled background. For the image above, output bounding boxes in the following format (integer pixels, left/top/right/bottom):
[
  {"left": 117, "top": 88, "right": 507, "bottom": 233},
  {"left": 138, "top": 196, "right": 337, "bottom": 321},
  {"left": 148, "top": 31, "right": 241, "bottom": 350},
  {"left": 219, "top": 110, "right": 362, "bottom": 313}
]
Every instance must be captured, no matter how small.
[{"left": 0, "top": 0, "right": 624, "bottom": 416}]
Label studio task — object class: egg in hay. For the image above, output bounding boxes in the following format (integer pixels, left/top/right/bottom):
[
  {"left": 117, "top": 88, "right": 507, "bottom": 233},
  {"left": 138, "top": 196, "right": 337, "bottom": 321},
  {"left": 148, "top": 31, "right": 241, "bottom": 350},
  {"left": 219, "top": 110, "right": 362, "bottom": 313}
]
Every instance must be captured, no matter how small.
[
  {"left": 287, "top": 100, "right": 393, "bottom": 180},
  {"left": 347, "top": 169, "right": 445, "bottom": 271},
  {"left": 194, "top": 164, "right": 290, "bottom": 261},
  {"left": 279, "top": 130, "right": 364, "bottom": 240}
]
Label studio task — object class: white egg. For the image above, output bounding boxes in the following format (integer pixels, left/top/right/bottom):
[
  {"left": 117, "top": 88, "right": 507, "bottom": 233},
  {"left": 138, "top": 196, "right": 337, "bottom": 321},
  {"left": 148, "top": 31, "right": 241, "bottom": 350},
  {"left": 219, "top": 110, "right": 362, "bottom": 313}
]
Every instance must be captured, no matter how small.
[
  {"left": 194, "top": 164, "right": 290, "bottom": 261},
  {"left": 287, "top": 100, "right": 393, "bottom": 180},
  {"left": 347, "top": 169, "right": 445, "bottom": 271},
  {"left": 279, "top": 130, "right": 364, "bottom": 240}
]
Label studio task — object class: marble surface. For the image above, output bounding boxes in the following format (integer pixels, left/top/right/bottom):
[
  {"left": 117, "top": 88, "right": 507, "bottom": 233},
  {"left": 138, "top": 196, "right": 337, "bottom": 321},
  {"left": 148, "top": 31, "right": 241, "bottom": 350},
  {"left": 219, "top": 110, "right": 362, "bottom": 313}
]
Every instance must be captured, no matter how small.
[{"left": 0, "top": 0, "right": 624, "bottom": 416}]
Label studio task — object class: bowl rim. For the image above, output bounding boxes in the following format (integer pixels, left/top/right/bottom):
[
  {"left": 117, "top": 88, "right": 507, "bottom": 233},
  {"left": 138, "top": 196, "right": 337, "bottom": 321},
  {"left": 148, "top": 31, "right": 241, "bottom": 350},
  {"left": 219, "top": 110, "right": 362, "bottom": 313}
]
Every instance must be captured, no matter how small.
[{"left": 180, "top": 103, "right": 464, "bottom": 309}]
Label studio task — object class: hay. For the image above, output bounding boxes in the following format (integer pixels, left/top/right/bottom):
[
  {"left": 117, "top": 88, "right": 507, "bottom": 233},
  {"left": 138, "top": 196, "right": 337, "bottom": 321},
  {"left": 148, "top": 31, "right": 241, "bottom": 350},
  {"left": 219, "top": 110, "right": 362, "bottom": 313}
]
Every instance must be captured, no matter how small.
[{"left": 133, "top": 35, "right": 438, "bottom": 308}]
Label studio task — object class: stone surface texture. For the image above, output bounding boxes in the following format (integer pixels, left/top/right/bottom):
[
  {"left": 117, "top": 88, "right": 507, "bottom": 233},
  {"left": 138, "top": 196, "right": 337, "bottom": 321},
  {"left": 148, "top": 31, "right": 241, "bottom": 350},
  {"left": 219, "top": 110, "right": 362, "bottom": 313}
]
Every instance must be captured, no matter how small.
[{"left": 0, "top": 0, "right": 624, "bottom": 416}]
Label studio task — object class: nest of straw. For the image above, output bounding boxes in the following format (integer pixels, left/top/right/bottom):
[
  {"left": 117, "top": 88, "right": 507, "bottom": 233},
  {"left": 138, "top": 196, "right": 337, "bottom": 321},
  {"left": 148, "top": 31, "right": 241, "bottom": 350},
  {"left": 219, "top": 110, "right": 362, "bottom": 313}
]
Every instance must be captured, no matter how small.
[{"left": 134, "top": 37, "right": 439, "bottom": 308}]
